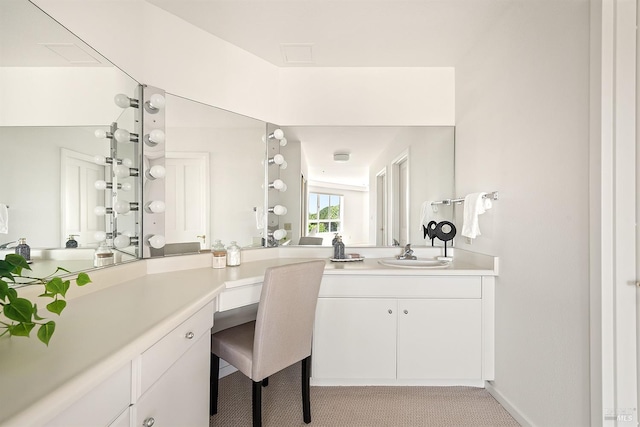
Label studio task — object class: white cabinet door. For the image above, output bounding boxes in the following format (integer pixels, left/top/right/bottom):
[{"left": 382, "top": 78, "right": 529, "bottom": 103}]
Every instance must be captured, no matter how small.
[
  {"left": 397, "top": 299, "right": 482, "bottom": 380},
  {"left": 313, "top": 298, "right": 397, "bottom": 380},
  {"left": 134, "top": 334, "right": 211, "bottom": 427}
]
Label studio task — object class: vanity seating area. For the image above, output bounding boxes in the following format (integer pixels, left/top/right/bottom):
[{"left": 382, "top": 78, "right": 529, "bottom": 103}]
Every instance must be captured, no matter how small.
[{"left": 0, "top": 246, "right": 497, "bottom": 426}]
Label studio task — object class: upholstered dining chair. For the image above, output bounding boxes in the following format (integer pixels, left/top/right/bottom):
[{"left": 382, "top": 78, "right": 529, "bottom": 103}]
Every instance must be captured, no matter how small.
[{"left": 210, "top": 260, "right": 326, "bottom": 427}]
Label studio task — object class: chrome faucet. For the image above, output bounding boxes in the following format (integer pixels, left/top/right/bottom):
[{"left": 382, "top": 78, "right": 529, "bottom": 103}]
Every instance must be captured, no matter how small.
[
  {"left": 396, "top": 244, "right": 417, "bottom": 260},
  {"left": 0, "top": 241, "right": 15, "bottom": 250}
]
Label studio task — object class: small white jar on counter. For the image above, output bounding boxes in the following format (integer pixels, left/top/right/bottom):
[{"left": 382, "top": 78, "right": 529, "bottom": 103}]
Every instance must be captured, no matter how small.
[
  {"left": 211, "top": 240, "right": 227, "bottom": 269},
  {"left": 226, "top": 241, "right": 241, "bottom": 266}
]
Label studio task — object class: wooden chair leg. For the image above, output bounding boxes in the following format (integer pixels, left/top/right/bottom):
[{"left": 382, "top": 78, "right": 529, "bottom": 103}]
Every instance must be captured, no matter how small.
[
  {"left": 302, "top": 355, "right": 311, "bottom": 423},
  {"left": 252, "top": 380, "right": 262, "bottom": 427},
  {"left": 210, "top": 354, "right": 220, "bottom": 416}
]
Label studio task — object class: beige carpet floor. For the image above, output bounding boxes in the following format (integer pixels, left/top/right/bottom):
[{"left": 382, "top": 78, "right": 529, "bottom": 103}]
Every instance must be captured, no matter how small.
[{"left": 210, "top": 364, "right": 520, "bottom": 426}]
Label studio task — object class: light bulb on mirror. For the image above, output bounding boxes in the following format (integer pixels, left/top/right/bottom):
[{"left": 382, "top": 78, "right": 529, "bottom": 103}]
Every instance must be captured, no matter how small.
[
  {"left": 279, "top": 137, "right": 288, "bottom": 147},
  {"left": 94, "top": 155, "right": 109, "bottom": 165},
  {"left": 146, "top": 164, "right": 166, "bottom": 180},
  {"left": 280, "top": 183, "right": 288, "bottom": 192},
  {"left": 113, "top": 201, "right": 131, "bottom": 214},
  {"left": 94, "top": 206, "right": 112, "bottom": 216},
  {"left": 145, "top": 93, "right": 166, "bottom": 113},
  {"left": 121, "top": 158, "right": 133, "bottom": 167},
  {"left": 94, "top": 129, "right": 109, "bottom": 139},
  {"left": 113, "top": 164, "right": 131, "bottom": 178},
  {"left": 121, "top": 182, "right": 132, "bottom": 191},
  {"left": 269, "top": 154, "right": 285, "bottom": 165},
  {"left": 94, "top": 180, "right": 109, "bottom": 190},
  {"left": 114, "top": 128, "right": 138, "bottom": 143},
  {"left": 113, "top": 235, "right": 131, "bottom": 249},
  {"left": 270, "top": 205, "right": 288, "bottom": 215},
  {"left": 280, "top": 160, "right": 288, "bottom": 170},
  {"left": 145, "top": 200, "right": 166, "bottom": 213},
  {"left": 145, "top": 129, "right": 165, "bottom": 146},
  {"left": 272, "top": 129, "right": 284, "bottom": 140},
  {"left": 269, "top": 179, "right": 285, "bottom": 190},
  {"left": 147, "top": 234, "right": 166, "bottom": 249},
  {"left": 272, "top": 229, "right": 287, "bottom": 240},
  {"left": 94, "top": 231, "right": 108, "bottom": 242},
  {"left": 114, "top": 93, "right": 138, "bottom": 108}
]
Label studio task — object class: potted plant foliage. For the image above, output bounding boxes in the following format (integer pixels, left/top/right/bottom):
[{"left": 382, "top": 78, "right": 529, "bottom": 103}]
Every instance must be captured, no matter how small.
[{"left": 0, "top": 254, "right": 91, "bottom": 345}]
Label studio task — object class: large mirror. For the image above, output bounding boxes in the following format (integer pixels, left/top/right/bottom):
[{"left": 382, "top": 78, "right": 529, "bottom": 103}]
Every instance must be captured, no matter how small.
[{"left": 0, "top": 0, "right": 141, "bottom": 275}]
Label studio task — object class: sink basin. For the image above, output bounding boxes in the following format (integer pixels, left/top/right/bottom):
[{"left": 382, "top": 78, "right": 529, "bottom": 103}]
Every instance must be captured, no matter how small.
[{"left": 378, "top": 258, "right": 451, "bottom": 269}]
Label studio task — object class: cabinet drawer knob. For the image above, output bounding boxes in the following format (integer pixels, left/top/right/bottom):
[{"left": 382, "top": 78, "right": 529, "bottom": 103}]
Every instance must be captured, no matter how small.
[
  {"left": 403, "top": 310, "right": 408, "bottom": 314},
  {"left": 185, "top": 331, "right": 195, "bottom": 339},
  {"left": 143, "top": 417, "right": 155, "bottom": 427},
  {"left": 388, "top": 309, "right": 393, "bottom": 314}
]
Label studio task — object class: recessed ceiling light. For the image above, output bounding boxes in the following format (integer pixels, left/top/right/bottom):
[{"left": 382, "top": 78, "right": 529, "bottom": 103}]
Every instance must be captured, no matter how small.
[
  {"left": 333, "top": 153, "right": 350, "bottom": 162},
  {"left": 280, "top": 43, "right": 314, "bottom": 64}
]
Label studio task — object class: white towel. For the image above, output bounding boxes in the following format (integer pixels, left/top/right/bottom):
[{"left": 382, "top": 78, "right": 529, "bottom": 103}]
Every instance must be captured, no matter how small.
[
  {"left": 0, "top": 204, "right": 7, "bottom": 234},
  {"left": 419, "top": 201, "right": 437, "bottom": 232},
  {"left": 461, "top": 193, "right": 492, "bottom": 239}
]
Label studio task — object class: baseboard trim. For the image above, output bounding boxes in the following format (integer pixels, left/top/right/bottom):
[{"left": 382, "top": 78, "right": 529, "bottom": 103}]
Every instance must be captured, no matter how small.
[{"left": 485, "top": 381, "right": 535, "bottom": 427}]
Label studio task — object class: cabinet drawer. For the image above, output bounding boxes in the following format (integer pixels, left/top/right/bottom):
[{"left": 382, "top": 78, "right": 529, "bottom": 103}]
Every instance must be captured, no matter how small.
[
  {"left": 140, "top": 301, "right": 214, "bottom": 396},
  {"left": 319, "top": 275, "right": 482, "bottom": 298},
  {"left": 45, "top": 363, "right": 131, "bottom": 427}
]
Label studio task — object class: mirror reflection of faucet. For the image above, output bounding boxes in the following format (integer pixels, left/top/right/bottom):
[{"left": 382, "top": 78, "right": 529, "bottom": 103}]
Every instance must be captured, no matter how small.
[{"left": 0, "top": 241, "right": 16, "bottom": 250}]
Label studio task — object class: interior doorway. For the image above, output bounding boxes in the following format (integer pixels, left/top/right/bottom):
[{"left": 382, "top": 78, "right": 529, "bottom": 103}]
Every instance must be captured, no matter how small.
[
  {"left": 391, "top": 153, "right": 409, "bottom": 246},
  {"left": 376, "top": 169, "right": 387, "bottom": 246}
]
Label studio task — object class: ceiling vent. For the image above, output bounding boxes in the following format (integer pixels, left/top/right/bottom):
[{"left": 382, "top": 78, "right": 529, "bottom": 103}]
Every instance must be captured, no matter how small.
[{"left": 280, "top": 44, "right": 314, "bottom": 64}]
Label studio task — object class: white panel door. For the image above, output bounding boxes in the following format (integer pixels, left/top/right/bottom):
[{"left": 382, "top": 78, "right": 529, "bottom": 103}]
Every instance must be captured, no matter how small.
[
  {"left": 165, "top": 152, "right": 209, "bottom": 248},
  {"left": 60, "top": 149, "right": 104, "bottom": 247}
]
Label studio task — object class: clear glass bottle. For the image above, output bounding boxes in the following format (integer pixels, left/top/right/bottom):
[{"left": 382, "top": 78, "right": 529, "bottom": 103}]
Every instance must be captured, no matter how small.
[
  {"left": 333, "top": 235, "right": 345, "bottom": 260},
  {"left": 15, "top": 238, "right": 30, "bottom": 261},
  {"left": 212, "top": 240, "right": 227, "bottom": 269},
  {"left": 93, "top": 243, "right": 114, "bottom": 267},
  {"left": 226, "top": 241, "right": 241, "bottom": 266}
]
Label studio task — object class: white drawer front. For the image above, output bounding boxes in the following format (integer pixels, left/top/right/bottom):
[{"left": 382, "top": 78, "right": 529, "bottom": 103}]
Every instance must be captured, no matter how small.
[
  {"left": 319, "top": 275, "right": 482, "bottom": 298},
  {"left": 139, "top": 301, "right": 214, "bottom": 396},
  {"left": 45, "top": 363, "right": 131, "bottom": 427}
]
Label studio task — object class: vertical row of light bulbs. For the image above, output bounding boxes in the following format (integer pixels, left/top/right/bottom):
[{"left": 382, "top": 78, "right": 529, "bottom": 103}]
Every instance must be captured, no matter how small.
[
  {"left": 92, "top": 90, "right": 167, "bottom": 251},
  {"left": 264, "top": 128, "right": 288, "bottom": 244}
]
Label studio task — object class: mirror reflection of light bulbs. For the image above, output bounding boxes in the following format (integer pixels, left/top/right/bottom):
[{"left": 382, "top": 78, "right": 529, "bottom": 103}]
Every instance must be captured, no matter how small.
[
  {"left": 273, "top": 129, "right": 284, "bottom": 139},
  {"left": 147, "top": 93, "right": 166, "bottom": 111},
  {"left": 114, "top": 128, "right": 138, "bottom": 143},
  {"left": 279, "top": 137, "right": 288, "bottom": 147},
  {"left": 95, "top": 180, "right": 108, "bottom": 190},
  {"left": 280, "top": 183, "right": 288, "bottom": 192},
  {"left": 113, "top": 200, "right": 131, "bottom": 214},
  {"left": 271, "top": 205, "right": 287, "bottom": 215},
  {"left": 270, "top": 179, "right": 284, "bottom": 190},
  {"left": 146, "top": 200, "right": 166, "bottom": 213},
  {"left": 113, "top": 235, "right": 131, "bottom": 248},
  {"left": 94, "top": 206, "right": 111, "bottom": 216},
  {"left": 121, "top": 182, "right": 132, "bottom": 191},
  {"left": 272, "top": 154, "right": 285, "bottom": 165},
  {"left": 121, "top": 158, "right": 133, "bottom": 167},
  {"left": 114, "top": 93, "right": 134, "bottom": 108},
  {"left": 148, "top": 234, "right": 166, "bottom": 249},
  {"left": 94, "top": 231, "right": 107, "bottom": 242},
  {"left": 280, "top": 160, "right": 288, "bottom": 170},
  {"left": 272, "top": 229, "right": 287, "bottom": 240},
  {"left": 147, "top": 164, "right": 166, "bottom": 180},
  {"left": 94, "top": 129, "right": 108, "bottom": 139},
  {"left": 94, "top": 155, "right": 107, "bottom": 165},
  {"left": 113, "top": 164, "right": 131, "bottom": 178}
]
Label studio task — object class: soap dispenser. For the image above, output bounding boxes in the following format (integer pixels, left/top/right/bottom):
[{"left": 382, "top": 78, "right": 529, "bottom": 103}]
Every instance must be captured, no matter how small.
[
  {"left": 65, "top": 235, "right": 79, "bottom": 248},
  {"left": 15, "top": 238, "right": 30, "bottom": 261}
]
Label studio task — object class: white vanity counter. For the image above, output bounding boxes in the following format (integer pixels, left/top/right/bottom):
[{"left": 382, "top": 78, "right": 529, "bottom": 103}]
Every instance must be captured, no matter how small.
[{"left": 0, "top": 247, "right": 497, "bottom": 426}]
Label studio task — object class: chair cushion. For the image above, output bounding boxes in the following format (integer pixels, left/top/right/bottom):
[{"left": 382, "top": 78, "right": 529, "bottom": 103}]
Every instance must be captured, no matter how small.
[{"left": 211, "top": 321, "right": 255, "bottom": 378}]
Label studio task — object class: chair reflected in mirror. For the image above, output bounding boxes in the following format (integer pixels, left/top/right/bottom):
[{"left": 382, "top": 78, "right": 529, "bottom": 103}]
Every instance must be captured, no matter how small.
[
  {"left": 210, "top": 260, "right": 326, "bottom": 427},
  {"left": 298, "top": 236, "right": 323, "bottom": 245}
]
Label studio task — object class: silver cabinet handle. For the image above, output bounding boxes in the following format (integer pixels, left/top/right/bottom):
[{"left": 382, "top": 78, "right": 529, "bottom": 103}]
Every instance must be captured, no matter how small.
[
  {"left": 388, "top": 309, "right": 393, "bottom": 314},
  {"left": 185, "top": 331, "right": 195, "bottom": 339},
  {"left": 403, "top": 310, "right": 408, "bottom": 314},
  {"left": 143, "top": 417, "right": 155, "bottom": 427}
]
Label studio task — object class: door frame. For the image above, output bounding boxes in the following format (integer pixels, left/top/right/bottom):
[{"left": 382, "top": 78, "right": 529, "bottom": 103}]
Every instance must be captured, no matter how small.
[{"left": 390, "top": 150, "right": 409, "bottom": 246}]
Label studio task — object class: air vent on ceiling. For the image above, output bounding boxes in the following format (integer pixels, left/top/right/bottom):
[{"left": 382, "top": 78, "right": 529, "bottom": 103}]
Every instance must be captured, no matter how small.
[
  {"left": 280, "top": 43, "right": 314, "bottom": 64},
  {"left": 41, "top": 43, "right": 101, "bottom": 64}
]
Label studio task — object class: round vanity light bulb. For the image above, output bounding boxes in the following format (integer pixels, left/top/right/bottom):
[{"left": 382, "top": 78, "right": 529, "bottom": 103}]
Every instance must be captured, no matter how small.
[
  {"left": 280, "top": 183, "right": 288, "bottom": 192},
  {"left": 148, "top": 129, "right": 165, "bottom": 145},
  {"left": 148, "top": 234, "right": 166, "bottom": 249},
  {"left": 279, "top": 137, "right": 288, "bottom": 147},
  {"left": 95, "top": 129, "right": 107, "bottom": 139},
  {"left": 94, "top": 231, "right": 107, "bottom": 242},
  {"left": 113, "top": 164, "right": 131, "bottom": 178},
  {"left": 121, "top": 158, "right": 133, "bottom": 167},
  {"left": 272, "top": 154, "right": 285, "bottom": 165},
  {"left": 149, "top": 93, "right": 166, "bottom": 110},
  {"left": 148, "top": 164, "right": 166, "bottom": 179},
  {"left": 113, "top": 235, "right": 131, "bottom": 249},
  {"left": 272, "top": 229, "right": 287, "bottom": 240},
  {"left": 114, "top": 128, "right": 131, "bottom": 143},
  {"left": 280, "top": 160, "right": 288, "bottom": 170},
  {"left": 94, "top": 180, "right": 108, "bottom": 190},
  {"left": 271, "top": 179, "right": 284, "bottom": 190},
  {"left": 147, "top": 200, "right": 166, "bottom": 213},
  {"left": 121, "top": 182, "right": 132, "bottom": 191},
  {"left": 94, "top": 155, "right": 107, "bottom": 166},
  {"left": 272, "top": 205, "right": 287, "bottom": 215},
  {"left": 94, "top": 206, "right": 108, "bottom": 216},
  {"left": 113, "top": 200, "right": 131, "bottom": 214},
  {"left": 114, "top": 93, "right": 131, "bottom": 108},
  {"left": 273, "top": 129, "right": 284, "bottom": 140}
]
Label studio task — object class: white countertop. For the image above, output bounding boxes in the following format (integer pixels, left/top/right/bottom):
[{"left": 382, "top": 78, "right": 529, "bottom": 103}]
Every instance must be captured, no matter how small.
[{"left": 0, "top": 248, "right": 498, "bottom": 425}]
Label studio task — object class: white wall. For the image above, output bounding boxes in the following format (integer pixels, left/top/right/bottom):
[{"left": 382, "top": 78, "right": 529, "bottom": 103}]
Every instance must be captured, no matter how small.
[{"left": 454, "top": 2, "right": 590, "bottom": 425}]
